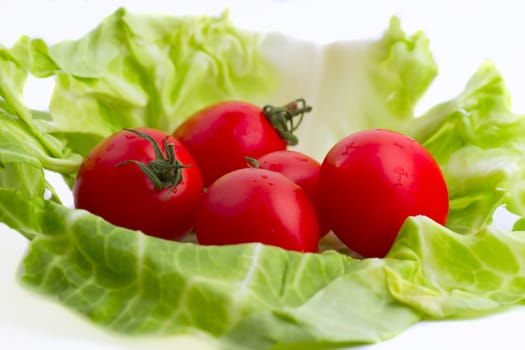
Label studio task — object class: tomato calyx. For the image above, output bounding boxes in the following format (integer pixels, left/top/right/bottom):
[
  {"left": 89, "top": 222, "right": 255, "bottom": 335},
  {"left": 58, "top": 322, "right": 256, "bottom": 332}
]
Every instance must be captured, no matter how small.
[
  {"left": 117, "top": 128, "right": 191, "bottom": 195},
  {"left": 244, "top": 156, "right": 259, "bottom": 168},
  {"left": 263, "top": 98, "right": 312, "bottom": 146}
]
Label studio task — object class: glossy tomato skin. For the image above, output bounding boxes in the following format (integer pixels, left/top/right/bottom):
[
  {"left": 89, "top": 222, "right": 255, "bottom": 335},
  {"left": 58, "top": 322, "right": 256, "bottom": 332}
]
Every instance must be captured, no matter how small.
[
  {"left": 257, "top": 150, "right": 330, "bottom": 237},
  {"left": 319, "top": 129, "right": 449, "bottom": 258},
  {"left": 194, "top": 168, "right": 320, "bottom": 252},
  {"left": 173, "top": 101, "right": 287, "bottom": 186},
  {"left": 73, "top": 128, "right": 204, "bottom": 240}
]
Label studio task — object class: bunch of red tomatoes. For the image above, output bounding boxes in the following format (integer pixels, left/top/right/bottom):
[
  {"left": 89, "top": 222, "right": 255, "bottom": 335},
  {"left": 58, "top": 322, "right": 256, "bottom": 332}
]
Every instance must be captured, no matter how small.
[{"left": 73, "top": 99, "right": 449, "bottom": 258}]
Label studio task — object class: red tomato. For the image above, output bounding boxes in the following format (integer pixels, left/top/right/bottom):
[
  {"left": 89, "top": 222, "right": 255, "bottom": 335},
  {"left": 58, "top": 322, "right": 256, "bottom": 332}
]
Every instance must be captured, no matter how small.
[
  {"left": 319, "top": 129, "right": 449, "bottom": 258},
  {"left": 194, "top": 168, "right": 320, "bottom": 252},
  {"left": 256, "top": 150, "right": 329, "bottom": 237},
  {"left": 73, "top": 128, "right": 204, "bottom": 240},
  {"left": 173, "top": 99, "right": 311, "bottom": 186}
]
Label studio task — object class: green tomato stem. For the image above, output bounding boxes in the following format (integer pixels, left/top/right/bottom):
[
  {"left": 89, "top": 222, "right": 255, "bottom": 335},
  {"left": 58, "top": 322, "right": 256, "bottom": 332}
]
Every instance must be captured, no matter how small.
[
  {"left": 117, "top": 129, "right": 191, "bottom": 199},
  {"left": 263, "top": 98, "right": 312, "bottom": 146}
]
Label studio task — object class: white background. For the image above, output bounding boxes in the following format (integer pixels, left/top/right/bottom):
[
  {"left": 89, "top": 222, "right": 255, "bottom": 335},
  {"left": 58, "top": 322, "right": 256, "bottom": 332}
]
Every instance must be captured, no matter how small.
[{"left": 1, "top": 1, "right": 525, "bottom": 349}]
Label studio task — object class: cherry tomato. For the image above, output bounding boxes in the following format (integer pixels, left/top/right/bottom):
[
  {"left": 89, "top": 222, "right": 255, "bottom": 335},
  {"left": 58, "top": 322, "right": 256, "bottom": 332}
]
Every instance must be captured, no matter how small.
[
  {"left": 173, "top": 99, "right": 311, "bottom": 186},
  {"left": 256, "top": 150, "right": 330, "bottom": 237},
  {"left": 319, "top": 129, "right": 449, "bottom": 258},
  {"left": 73, "top": 128, "right": 204, "bottom": 240},
  {"left": 194, "top": 168, "right": 320, "bottom": 252}
]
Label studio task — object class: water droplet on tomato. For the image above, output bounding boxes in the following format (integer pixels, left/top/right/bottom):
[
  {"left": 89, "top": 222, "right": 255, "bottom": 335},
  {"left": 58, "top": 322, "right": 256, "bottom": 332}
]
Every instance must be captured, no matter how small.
[
  {"left": 393, "top": 142, "right": 405, "bottom": 149},
  {"left": 342, "top": 142, "right": 358, "bottom": 156},
  {"left": 105, "top": 142, "right": 117, "bottom": 152}
]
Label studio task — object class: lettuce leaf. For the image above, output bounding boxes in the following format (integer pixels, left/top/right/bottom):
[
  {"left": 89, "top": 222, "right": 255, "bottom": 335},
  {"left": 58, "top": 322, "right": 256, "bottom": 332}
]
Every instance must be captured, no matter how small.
[
  {"left": 2, "top": 7, "right": 525, "bottom": 350},
  {"left": 3, "top": 190, "right": 525, "bottom": 349},
  {"left": 259, "top": 16, "right": 438, "bottom": 160},
  {"left": 35, "top": 8, "right": 276, "bottom": 158},
  {"left": 0, "top": 36, "right": 81, "bottom": 202},
  {"left": 387, "top": 216, "right": 525, "bottom": 318},
  {"left": 407, "top": 62, "right": 525, "bottom": 234}
]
